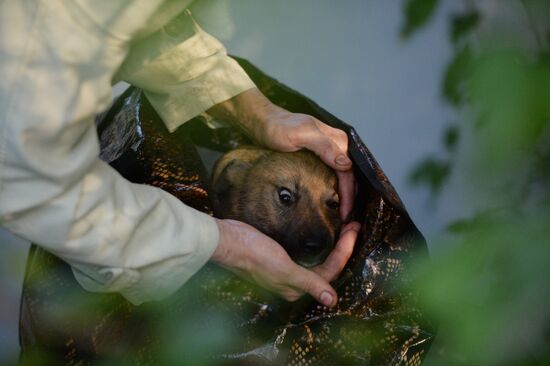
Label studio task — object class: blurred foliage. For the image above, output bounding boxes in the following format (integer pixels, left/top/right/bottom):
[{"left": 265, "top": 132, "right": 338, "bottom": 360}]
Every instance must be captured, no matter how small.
[
  {"left": 409, "top": 125, "right": 459, "bottom": 195},
  {"left": 443, "top": 124, "right": 459, "bottom": 151},
  {"left": 401, "top": 0, "right": 439, "bottom": 38},
  {"left": 402, "top": 0, "right": 550, "bottom": 365},
  {"left": 442, "top": 46, "right": 472, "bottom": 107},
  {"left": 450, "top": 11, "right": 480, "bottom": 45},
  {"left": 409, "top": 157, "right": 450, "bottom": 194}
]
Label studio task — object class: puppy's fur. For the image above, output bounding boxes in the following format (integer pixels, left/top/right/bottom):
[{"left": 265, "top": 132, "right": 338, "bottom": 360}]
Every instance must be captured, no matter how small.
[{"left": 211, "top": 146, "right": 341, "bottom": 267}]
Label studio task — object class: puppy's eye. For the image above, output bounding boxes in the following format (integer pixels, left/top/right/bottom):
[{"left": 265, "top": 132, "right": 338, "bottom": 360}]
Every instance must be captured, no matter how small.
[
  {"left": 278, "top": 188, "right": 294, "bottom": 205},
  {"left": 326, "top": 199, "right": 340, "bottom": 210}
]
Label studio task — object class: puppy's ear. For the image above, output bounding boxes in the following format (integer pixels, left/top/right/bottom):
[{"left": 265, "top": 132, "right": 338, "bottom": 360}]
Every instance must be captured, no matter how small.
[
  {"left": 211, "top": 146, "right": 270, "bottom": 217},
  {"left": 211, "top": 146, "right": 269, "bottom": 184},
  {"left": 214, "top": 159, "right": 251, "bottom": 194}
]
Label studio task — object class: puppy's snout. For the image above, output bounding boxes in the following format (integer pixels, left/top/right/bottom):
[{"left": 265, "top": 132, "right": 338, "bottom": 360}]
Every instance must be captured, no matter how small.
[
  {"left": 295, "top": 233, "right": 334, "bottom": 267},
  {"left": 301, "top": 235, "right": 332, "bottom": 254},
  {"left": 303, "top": 240, "right": 324, "bottom": 253}
]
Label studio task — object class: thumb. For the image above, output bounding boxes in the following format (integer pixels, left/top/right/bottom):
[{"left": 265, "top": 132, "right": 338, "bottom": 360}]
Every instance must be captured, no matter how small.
[
  {"left": 302, "top": 135, "right": 352, "bottom": 173},
  {"left": 310, "top": 122, "right": 352, "bottom": 172},
  {"left": 313, "top": 221, "right": 361, "bottom": 282},
  {"left": 290, "top": 266, "right": 338, "bottom": 307},
  {"left": 291, "top": 123, "right": 351, "bottom": 172}
]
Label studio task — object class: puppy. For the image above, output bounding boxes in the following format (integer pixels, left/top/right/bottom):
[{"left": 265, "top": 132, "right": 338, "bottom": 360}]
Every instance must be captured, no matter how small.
[{"left": 211, "top": 146, "right": 342, "bottom": 267}]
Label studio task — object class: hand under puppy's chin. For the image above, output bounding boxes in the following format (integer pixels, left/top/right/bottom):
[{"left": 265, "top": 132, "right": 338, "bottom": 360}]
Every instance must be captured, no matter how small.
[
  {"left": 293, "top": 253, "right": 329, "bottom": 268},
  {"left": 295, "top": 259, "right": 320, "bottom": 268}
]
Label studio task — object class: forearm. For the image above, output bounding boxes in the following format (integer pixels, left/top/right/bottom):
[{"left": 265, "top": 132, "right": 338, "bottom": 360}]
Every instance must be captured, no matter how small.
[{"left": 206, "top": 88, "right": 282, "bottom": 142}]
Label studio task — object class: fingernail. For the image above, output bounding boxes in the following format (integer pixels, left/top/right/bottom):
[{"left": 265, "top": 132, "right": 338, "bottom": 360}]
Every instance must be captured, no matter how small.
[
  {"left": 335, "top": 154, "right": 351, "bottom": 166},
  {"left": 320, "top": 291, "right": 334, "bottom": 307}
]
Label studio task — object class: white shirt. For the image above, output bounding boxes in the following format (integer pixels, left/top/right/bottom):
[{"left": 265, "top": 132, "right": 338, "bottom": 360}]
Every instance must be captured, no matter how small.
[{"left": 0, "top": 0, "right": 255, "bottom": 304}]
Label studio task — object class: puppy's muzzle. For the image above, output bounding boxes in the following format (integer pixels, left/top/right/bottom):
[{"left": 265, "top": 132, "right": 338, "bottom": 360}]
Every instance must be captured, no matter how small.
[{"left": 295, "top": 232, "right": 335, "bottom": 267}]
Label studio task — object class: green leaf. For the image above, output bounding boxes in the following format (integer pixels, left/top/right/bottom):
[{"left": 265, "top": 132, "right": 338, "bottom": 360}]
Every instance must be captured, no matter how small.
[
  {"left": 442, "top": 46, "right": 472, "bottom": 106},
  {"left": 450, "top": 11, "right": 480, "bottom": 44},
  {"left": 408, "top": 156, "right": 450, "bottom": 193},
  {"left": 443, "top": 125, "right": 460, "bottom": 152},
  {"left": 401, "top": 0, "right": 439, "bottom": 39}
]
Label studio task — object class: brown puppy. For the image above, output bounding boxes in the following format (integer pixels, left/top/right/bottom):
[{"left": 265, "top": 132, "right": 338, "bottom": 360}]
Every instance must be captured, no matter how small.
[{"left": 211, "top": 146, "right": 342, "bottom": 267}]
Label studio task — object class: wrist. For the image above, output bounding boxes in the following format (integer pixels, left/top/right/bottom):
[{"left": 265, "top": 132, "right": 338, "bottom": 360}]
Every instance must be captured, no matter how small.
[
  {"left": 207, "top": 88, "right": 286, "bottom": 144},
  {"left": 211, "top": 218, "right": 250, "bottom": 272},
  {"left": 211, "top": 218, "right": 232, "bottom": 266}
]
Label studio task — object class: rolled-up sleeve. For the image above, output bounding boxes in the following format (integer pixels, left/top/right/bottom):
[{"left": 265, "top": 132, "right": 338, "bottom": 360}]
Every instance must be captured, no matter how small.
[
  {"left": 116, "top": 9, "right": 256, "bottom": 132},
  {"left": 0, "top": 1, "right": 246, "bottom": 304}
]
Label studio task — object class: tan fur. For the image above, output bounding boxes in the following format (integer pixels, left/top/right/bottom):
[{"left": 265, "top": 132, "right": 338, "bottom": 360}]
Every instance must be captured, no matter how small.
[{"left": 211, "top": 146, "right": 342, "bottom": 267}]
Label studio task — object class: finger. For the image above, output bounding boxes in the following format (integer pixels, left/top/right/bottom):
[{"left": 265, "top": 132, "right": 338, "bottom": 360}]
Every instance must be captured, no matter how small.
[
  {"left": 337, "top": 169, "right": 355, "bottom": 221},
  {"left": 292, "top": 123, "right": 352, "bottom": 172},
  {"left": 313, "top": 222, "right": 361, "bottom": 282},
  {"left": 314, "top": 121, "right": 349, "bottom": 154},
  {"left": 311, "top": 121, "right": 355, "bottom": 220},
  {"left": 289, "top": 266, "right": 338, "bottom": 307},
  {"left": 279, "top": 288, "right": 304, "bottom": 302}
]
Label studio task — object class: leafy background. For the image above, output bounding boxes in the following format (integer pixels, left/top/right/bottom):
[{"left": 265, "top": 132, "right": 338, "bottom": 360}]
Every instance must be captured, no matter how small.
[{"left": 401, "top": 0, "right": 549, "bottom": 364}]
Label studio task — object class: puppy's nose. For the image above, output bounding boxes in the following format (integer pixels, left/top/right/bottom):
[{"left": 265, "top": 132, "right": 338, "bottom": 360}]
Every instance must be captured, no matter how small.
[
  {"left": 303, "top": 241, "right": 324, "bottom": 253},
  {"left": 297, "top": 235, "right": 334, "bottom": 267}
]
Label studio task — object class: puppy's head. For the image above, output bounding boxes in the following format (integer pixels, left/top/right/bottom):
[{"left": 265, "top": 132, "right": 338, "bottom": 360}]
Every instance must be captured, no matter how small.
[{"left": 211, "top": 146, "right": 342, "bottom": 267}]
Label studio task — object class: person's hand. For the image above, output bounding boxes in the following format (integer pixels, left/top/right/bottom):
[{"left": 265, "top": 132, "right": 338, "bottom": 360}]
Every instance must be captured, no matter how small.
[
  {"left": 207, "top": 88, "right": 355, "bottom": 221},
  {"left": 212, "top": 219, "right": 361, "bottom": 307}
]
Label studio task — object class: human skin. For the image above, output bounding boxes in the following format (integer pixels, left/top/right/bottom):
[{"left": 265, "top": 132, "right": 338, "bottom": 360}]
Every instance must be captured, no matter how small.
[{"left": 208, "top": 88, "right": 359, "bottom": 307}]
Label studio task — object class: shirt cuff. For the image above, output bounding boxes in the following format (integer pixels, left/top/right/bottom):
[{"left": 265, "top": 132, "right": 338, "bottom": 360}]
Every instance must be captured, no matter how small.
[
  {"left": 145, "top": 56, "right": 256, "bottom": 132},
  {"left": 70, "top": 195, "right": 220, "bottom": 305},
  {"left": 117, "top": 9, "right": 256, "bottom": 132},
  {"left": 120, "top": 209, "right": 220, "bottom": 305}
]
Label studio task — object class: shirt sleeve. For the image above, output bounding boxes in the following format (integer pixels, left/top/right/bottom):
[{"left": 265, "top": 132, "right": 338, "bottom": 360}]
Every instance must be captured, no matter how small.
[
  {"left": 116, "top": 9, "right": 256, "bottom": 132},
  {"left": 0, "top": 1, "right": 225, "bottom": 305}
]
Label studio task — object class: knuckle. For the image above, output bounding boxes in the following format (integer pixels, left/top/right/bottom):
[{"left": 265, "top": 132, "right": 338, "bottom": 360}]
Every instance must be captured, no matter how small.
[
  {"left": 290, "top": 119, "right": 318, "bottom": 147},
  {"left": 283, "top": 291, "right": 301, "bottom": 302},
  {"left": 303, "top": 276, "right": 321, "bottom": 296},
  {"left": 288, "top": 294, "right": 300, "bottom": 302},
  {"left": 336, "top": 129, "right": 348, "bottom": 143},
  {"left": 303, "top": 114, "right": 318, "bottom": 125},
  {"left": 305, "top": 117, "right": 322, "bottom": 133},
  {"left": 300, "top": 275, "right": 314, "bottom": 291},
  {"left": 332, "top": 130, "right": 348, "bottom": 149}
]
